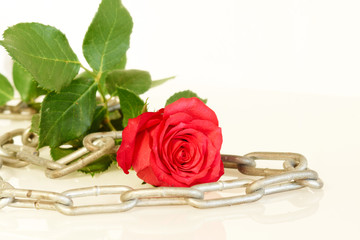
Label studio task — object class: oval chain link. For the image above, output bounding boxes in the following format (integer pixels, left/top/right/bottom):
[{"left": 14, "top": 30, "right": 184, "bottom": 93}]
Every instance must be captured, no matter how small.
[
  {"left": 188, "top": 179, "right": 264, "bottom": 208},
  {"left": 0, "top": 128, "right": 324, "bottom": 215},
  {"left": 55, "top": 186, "right": 137, "bottom": 215}
]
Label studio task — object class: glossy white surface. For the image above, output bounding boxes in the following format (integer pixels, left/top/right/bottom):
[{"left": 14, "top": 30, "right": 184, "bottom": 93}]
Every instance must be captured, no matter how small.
[
  {"left": 1, "top": 89, "right": 359, "bottom": 240},
  {"left": 1, "top": 0, "right": 360, "bottom": 239}
]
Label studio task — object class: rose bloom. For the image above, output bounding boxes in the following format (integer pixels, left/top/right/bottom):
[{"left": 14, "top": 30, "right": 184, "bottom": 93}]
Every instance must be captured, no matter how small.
[{"left": 116, "top": 97, "right": 223, "bottom": 187}]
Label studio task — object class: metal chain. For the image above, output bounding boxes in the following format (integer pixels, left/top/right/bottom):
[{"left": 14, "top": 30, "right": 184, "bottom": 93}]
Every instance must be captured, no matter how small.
[
  {"left": 0, "top": 98, "right": 118, "bottom": 121},
  {"left": 0, "top": 128, "right": 324, "bottom": 215},
  {"left": 0, "top": 102, "right": 35, "bottom": 120}
]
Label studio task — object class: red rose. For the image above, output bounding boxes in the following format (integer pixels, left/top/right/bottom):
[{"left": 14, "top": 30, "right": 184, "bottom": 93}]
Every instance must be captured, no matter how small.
[{"left": 116, "top": 97, "right": 224, "bottom": 187}]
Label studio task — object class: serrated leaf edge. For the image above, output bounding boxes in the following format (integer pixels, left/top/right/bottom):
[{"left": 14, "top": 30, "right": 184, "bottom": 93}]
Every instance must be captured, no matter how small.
[
  {"left": 2, "top": 23, "right": 81, "bottom": 92},
  {"left": 39, "top": 81, "right": 97, "bottom": 148},
  {"left": 0, "top": 73, "right": 14, "bottom": 100}
]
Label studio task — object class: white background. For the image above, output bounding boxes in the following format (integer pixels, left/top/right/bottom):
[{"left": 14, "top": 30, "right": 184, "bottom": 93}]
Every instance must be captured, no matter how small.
[
  {"left": 1, "top": 0, "right": 360, "bottom": 98},
  {"left": 0, "top": 1, "right": 360, "bottom": 240}
]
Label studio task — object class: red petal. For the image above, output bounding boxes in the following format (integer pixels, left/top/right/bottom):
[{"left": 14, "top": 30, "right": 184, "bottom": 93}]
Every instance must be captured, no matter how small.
[
  {"left": 116, "top": 111, "right": 162, "bottom": 174},
  {"left": 193, "top": 152, "right": 224, "bottom": 185},
  {"left": 164, "top": 98, "right": 219, "bottom": 125},
  {"left": 136, "top": 166, "right": 161, "bottom": 186},
  {"left": 132, "top": 130, "right": 152, "bottom": 173},
  {"left": 116, "top": 117, "right": 140, "bottom": 174}
]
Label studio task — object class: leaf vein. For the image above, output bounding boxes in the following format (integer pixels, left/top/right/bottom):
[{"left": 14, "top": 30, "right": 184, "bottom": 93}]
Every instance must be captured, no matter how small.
[{"left": 40, "top": 82, "right": 96, "bottom": 145}]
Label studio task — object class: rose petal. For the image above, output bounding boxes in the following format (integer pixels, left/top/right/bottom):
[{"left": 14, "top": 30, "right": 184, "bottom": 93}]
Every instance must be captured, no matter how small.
[
  {"left": 159, "top": 123, "right": 188, "bottom": 173},
  {"left": 163, "top": 130, "right": 211, "bottom": 185},
  {"left": 117, "top": 97, "right": 224, "bottom": 187},
  {"left": 156, "top": 126, "right": 219, "bottom": 186},
  {"left": 162, "top": 118, "right": 222, "bottom": 154},
  {"left": 192, "top": 152, "right": 224, "bottom": 185},
  {"left": 116, "top": 116, "right": 141, "bottom": 174},
  {"left": 132, "top": 130, "right": 152, "bottom": 173},
  {"left": 164, "top": 97, "right": 219, "bottom": 125},
  {"left": 138, "top": 109, "right": 164, "bottom": 131},
  {"left": 136, "top": 166, "right": 161, "bottom": 186},
  {"left": 116, "top": 111, "right": 163, "bottom": 174},
  {"left": 147, "top": 151, "right": 191, "bottom": 187},
  {"left": 182, "top": 120, "right": 222, "bottom": 151}
]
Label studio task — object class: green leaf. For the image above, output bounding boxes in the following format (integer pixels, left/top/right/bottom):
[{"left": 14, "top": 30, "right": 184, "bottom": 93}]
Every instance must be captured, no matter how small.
[
  {"left": 151, "top": 76, "right": 175, "bottom": 88},
  {"left": 109, "top": 109, "right": 121, "bottom": 120},
  {"left": 98, "top": 71, "right": 109, "bottom": 96},
  {"left": 12, "top": 62, "right": 46, "bottom": 102},
  {"left": 38, "top": 77, "right": 97, "bottom": 148},
  {"left": 113, "top": 54, "right": 127, "bottom": 70},
  {"left": 0, "top": 73, "right": 14, "bottom": 106},
  {"left": 88, "top": 105, "right": 107, "bottom": 133},
  {"left": 30, "top": 113, "right": 40, "bottom": 134},
  {"left": 50, "top": 147, "right": 115, "bottom": 176},
  {"left": 97, "top": 55, "right": 127, "bottom": 96},
  {"left": 28, "top": 102, "right": 42, "bottom": 112},
  {"left": 98, "top": 55, "right": 127, "bottom": 96},
  {"left": 1, "top": 23, "right": 80, "bottom": 92},
  {"left": 165, "top": 90, "right": 207, "bottom": 106},
  {"left": 106, "top": 69, "right": 151, "bottom": 96},
  {"left": 109, "top": 110, "right": 123, "bottom": 131},
  {"left": 61, "top": 105, "right": 109, "bottom": 148},
  {"left": 50, "top": 146, "right": 77, "bottom": 160},
  {"left": 76, "top": 70, "right": 95, "bottom": 80},
  {"left": 63, "top": 105, "right": 108, "bottom": 148},
  {"left": 83, "top": 0, "right": 133, "bottom": 73},
  {"left": 117, "top": 87, "right": 145, "bottom": 127},
  {"left": 78, "top": 154, "right": 115, "bottom": 176}
]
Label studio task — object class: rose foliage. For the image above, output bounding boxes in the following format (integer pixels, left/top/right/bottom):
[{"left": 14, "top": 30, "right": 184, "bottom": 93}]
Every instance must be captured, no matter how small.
[{"left": 0, "top": 0, "right": 224, "bottom": 181}]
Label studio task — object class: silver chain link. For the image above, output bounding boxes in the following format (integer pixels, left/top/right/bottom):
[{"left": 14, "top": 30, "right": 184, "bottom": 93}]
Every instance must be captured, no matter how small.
[
  {"left": 0, "top": 102, "right": 35, "bottom": 120},
  {"left": 0, "top": 128, "right": 324, "bottom": 215}
]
